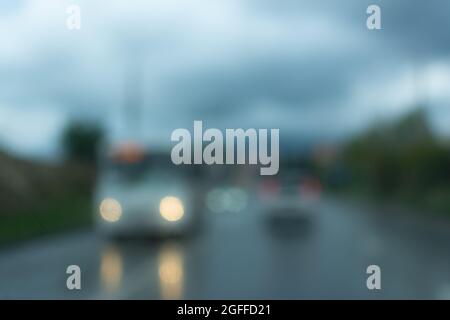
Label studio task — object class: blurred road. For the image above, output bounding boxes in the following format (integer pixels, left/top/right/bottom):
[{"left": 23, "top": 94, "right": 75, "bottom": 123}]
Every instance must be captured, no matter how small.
[{"left": 2, "top": 195, "right": 450, "bottom": 299}]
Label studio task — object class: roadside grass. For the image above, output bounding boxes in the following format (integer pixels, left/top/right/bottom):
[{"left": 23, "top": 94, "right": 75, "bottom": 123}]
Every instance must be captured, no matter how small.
[
  {"left": 0, "top": 149, "right": 98, "bottom": 247},
  {"left": 0, "top": 193, "right": 93, "bottom": 247}
]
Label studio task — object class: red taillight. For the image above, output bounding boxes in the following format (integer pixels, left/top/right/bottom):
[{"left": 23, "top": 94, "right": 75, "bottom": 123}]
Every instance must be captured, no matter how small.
[
  {"left": 299, "top": 176, "right": 322, "bottom": 200},
  {"left": 260, "top": 179, "right": 280, "bottom": 199}
]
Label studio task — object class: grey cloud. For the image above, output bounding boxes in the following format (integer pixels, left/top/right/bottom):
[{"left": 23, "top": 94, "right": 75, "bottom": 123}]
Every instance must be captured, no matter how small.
[{"left": 1, "top": 0, "right": 450, "bottom": 158}]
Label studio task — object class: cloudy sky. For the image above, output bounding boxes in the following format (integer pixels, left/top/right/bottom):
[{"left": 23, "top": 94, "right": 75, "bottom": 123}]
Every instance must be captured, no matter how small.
[{"left": 1, "top": 0, "right": 450, "bottom": 159}]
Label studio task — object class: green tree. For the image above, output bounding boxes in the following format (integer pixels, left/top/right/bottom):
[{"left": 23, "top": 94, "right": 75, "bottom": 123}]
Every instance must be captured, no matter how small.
[
  {"left": 61, "top": 121, "right": 104, "bottom": 163},
  {"left": 342, "top": 109, "right": 450, "bottom": 200}
]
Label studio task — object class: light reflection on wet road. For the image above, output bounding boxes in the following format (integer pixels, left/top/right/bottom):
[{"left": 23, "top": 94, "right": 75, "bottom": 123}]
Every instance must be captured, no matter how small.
[{"left": 2, "top": 196, "right": 450, "bottom": 299}]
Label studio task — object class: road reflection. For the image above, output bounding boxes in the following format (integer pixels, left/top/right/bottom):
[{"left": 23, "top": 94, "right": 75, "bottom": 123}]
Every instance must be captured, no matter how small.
[
  {"left": 100, "top": 245, "right": 123, "bottom": 293},
  {"left": 158, "top": 243, "right": 184, "bottom": 300}
]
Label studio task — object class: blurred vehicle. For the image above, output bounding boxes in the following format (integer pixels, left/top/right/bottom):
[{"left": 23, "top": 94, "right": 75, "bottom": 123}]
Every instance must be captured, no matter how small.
[
  {"left": 259, "top": 166, "right": 321, "bottom": 231},
  {"left": 94, "top": 142, "right": 199, "bottom": 238}
]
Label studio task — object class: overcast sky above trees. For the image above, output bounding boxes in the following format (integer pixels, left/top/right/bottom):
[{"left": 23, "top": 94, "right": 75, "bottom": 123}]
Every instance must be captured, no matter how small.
[{"left": 1, "top": 0, "right": 450, "bottom": 159}]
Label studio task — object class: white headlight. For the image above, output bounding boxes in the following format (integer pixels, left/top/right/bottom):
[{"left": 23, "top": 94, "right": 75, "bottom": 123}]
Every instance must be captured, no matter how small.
[
  {"left": 159, "top": 196, "right": 184, "bottom": 222},
  {"left": 100, "top": 198, "right": 122, "bottom": 222}
]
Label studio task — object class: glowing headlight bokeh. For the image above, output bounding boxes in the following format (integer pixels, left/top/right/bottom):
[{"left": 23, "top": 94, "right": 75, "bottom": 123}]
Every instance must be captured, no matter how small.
[
  {"left": 206, "top": 187, "right": 248, "bottom": 214},
  {"left": 99, "top": 198, "right": 122, "bottom": 222},
  {"left": 159, "top": 196, "right": 184, "bottom": 222}
]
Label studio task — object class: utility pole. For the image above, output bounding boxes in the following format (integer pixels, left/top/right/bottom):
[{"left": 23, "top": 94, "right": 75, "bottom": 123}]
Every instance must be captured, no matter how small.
[{"left": 123, "top": 59, "right": 143, "bottom": 141}]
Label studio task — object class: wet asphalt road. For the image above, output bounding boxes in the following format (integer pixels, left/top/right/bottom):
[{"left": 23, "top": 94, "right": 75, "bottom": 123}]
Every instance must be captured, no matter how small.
[{"left": 2, "top": 196, "right": 450, "bottom": 299}]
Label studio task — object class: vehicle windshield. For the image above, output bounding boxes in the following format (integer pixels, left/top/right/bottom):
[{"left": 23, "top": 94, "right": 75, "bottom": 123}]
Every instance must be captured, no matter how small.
[
  {"left": 101, "top": 151, "right": 197, "bottom": 186},
  {"left": 102, "top": 153, "right": 169, "bottom": 183}
]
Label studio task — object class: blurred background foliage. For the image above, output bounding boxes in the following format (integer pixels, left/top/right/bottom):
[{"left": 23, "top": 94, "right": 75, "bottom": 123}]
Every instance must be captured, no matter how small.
[
  {"left": 0, "top": 120, "right": 103, "bottom": 245},
  {"left": 327, "top": 108, "right": 450, "bottom": 213},
  {"left": 61, "top": 121, "right": 104, "bottom": 164}
]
